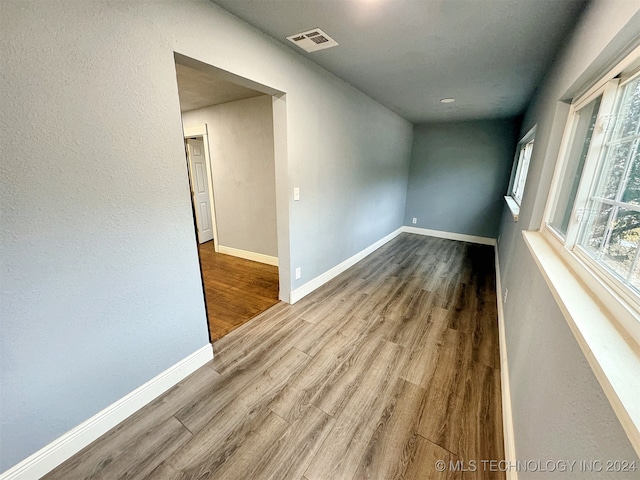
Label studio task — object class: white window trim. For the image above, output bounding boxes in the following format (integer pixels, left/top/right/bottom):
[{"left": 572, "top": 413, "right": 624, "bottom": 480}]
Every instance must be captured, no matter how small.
[
  {"left": 524, "top": 231, "right": 640, "bottom": 456},
  {"left": 540, "top": 226, "right": 640, "bottom": 346},
  {"left": 512, "top": 138, "right": 534, "bottom": 204},
  {"left": 505, "top": 126, "right": 536, "bottom": 221},
  {"left": 528, "top": 45, "right": 640, "bottom": 457},
  {"left": 504, "top": 195, "right": 520, "bottom": 222}
]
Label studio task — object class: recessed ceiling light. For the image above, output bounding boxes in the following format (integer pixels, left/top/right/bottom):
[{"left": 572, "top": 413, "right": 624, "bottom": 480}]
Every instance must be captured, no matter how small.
[{"left": 440, "top": 98, "right": 456, "bottom": 104}]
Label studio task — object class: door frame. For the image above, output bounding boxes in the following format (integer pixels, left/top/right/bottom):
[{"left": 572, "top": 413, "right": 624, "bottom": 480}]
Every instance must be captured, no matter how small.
[
  {"left": 183, "top": 123, "right": 219, "bottom": 252},
  {"left": 175, "top": 52, "right": 291, "bottom": 302}
]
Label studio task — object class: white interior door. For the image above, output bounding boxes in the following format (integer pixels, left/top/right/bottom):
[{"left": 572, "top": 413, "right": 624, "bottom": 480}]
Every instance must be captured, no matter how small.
[{"left": 186, "top": 138, "right": 214, "bottom": 244}]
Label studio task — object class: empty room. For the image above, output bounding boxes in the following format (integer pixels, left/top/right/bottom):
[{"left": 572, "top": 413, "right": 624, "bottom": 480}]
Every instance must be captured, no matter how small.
[{"left": 1, "top": 1, "right": 639, "bottom": 479}]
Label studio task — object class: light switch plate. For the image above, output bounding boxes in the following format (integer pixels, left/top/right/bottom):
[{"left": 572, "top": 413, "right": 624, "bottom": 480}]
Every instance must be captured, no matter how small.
[{"left": 293, "top": 187, "right": 300, "bottom": 201}]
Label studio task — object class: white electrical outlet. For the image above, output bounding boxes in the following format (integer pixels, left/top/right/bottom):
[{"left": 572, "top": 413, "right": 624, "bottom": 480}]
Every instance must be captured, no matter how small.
[
  {"left": 295, "top": 267, "right": 301, "bottom": 279},
  {"left": 293, "top": 187, "right": 300, "bottom": 201},
  {"left": 412, "top": 217, "right": 417, "bottom": 224},
  {"left": 503, "top": 288, "right": 508, "bottom": 304}
]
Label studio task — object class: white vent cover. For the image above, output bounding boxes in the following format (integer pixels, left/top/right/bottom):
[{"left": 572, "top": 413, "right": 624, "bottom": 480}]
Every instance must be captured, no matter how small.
[{"left": 286, "top": 28, "right": 338, "bottom": 53}]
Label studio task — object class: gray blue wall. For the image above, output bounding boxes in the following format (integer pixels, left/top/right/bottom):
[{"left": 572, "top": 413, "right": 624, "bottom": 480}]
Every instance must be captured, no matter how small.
[
  {"left": 182, "top": 95, "right": 279, "bottom": 258},
  {"left": 404, "top": 119, "right": 519, "bottom": 238},
  {"left": 0, "top": 0, "right": 412, "bottom": 470},
  {"left": 497, "top": 1, "right": 640, "bottom": 477}
]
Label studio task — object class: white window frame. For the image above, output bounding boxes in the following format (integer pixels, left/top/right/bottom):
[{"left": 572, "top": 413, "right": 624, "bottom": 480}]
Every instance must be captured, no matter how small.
[
  {"left": 532, "top": 46, "right": 640, "bottom": 455},
  {"left": 542, "top": 46, "right": 640, "bottom": 346},
  {"left": 505, "top": 126, "right": 536, "bottom": 221}
]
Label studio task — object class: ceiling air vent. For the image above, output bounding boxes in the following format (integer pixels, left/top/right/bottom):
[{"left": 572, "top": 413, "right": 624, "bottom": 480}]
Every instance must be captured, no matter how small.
[{"left": 286, "top": 28, "right": 339, "bottom": 53}]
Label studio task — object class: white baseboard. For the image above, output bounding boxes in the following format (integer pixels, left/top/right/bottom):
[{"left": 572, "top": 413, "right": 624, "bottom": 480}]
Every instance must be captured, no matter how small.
[
  {"left": 402, "top": 226, "right": 497, "bottom": 246},
  {"left": 290, "top": 227, "right": 403, "bottom": 304},
  {"left": 218, "top": 245, "right": 278, "bottom": 266},
  {"left": 494, "top": 247, "right": 518, "bottom": 480},
  {"left": 1, "top": 344, "right": 214, "bottom": 480}
]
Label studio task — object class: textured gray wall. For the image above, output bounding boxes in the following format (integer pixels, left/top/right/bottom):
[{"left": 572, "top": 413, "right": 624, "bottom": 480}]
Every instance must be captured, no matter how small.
[
  {"left": 182, "top": 96, "right": 278, "bottom": 257},
  {"left": 0, "top": 0, "right": 412, "bottom": 470},
  {"left": 404, "top": 120, "right": 518, "bottom": 238},
  {"left": 499, "top": 227, "right": 639, "bottom": 479},
  {"left": 497, "top": 1, "right": 640, "bottom": 477}
]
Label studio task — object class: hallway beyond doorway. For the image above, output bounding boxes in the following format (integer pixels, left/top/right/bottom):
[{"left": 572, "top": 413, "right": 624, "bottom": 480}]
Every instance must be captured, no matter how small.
[{"left": 198, "top": 241, "right": 279, "bottom": 341}]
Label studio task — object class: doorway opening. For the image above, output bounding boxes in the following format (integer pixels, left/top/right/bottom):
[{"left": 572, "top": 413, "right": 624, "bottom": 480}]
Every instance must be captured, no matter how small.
[{"left": 174, "top": 53, "right": 288, "bottom": 341}]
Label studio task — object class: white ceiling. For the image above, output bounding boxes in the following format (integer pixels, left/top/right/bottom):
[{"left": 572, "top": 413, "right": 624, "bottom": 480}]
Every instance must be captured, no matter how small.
[
  {"left": 212, "top": 0, "right": 587, "bottom": 122},
  {"left": 175, "top": 63, "right": 264, "bottom": 112}
]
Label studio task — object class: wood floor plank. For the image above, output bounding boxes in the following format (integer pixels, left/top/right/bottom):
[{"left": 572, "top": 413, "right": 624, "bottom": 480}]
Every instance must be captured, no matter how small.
[
  {"left": 295, "top": 292, "right": 381, "bottom": 357},
  {"left": 42, "top": 366, "right": 220, "bottom": 480},
  {"left": 375, "top": 275, "right": 427, "bottom": 323},
  {"left": 474, "top": 278, "right": 501, "bottom": 369},
  {"left": 446, "top": 281, "right": 477, "bottom": 334},
  {"left": 175, "top": 346, "right": 310, "bottom": 434},
  {"left": 398, "top": 306, "right": 449, "bottom": 387},
  {"left": 212, "top": 311, "right": 316, "bottom": 375},
  {"left": 161, "top": 405, "right": 277, "bottom": 479},
  {"left": 382, "top": 288, "right": 433, "bottom": 348},
  {"left": 159, "top": 348, "right": 310, "bottom": 477},
  {"left": 212, "top": 301, "right": 299, "bottom": 356},
  {"left": 268, "top": 346, "right": 347, "bottom": 423},
  {"left": 248, "top": 405, "right": 335, "bottom": 480},
  {"left": 43, "top": 416, "right": 192, "bottom": 480},
  {"left": 303, "top": 338, "right": 406, "bottom": 480},
  {"left": 403, "top": 436, "right": 462, "bottom": 480},
  {"left": 305, "top": 272, "right": 369, "bottom": 306},
  {"left": 417, "top": 327, "right": 473, "bottom": 454},
  {"left": 457, "top": 361, "right": 505, "bottom": 476},
  {"left": 182, "top": 409, "right": 290, "bottom": 480},
  {"left": 352, "top": 379, "right": 427, "bottom": 480},
  {"left": 46, "top": 233, "right": 504, "bottom": 480},
  {"left": 198, "top": 241, "right": 280, "bottom": 341},
  {"left": 309, "top": 331, "right": 385, "bottom": 417},
  {"left": 299, "top": 294, "right": 351, "bottom": 325}
]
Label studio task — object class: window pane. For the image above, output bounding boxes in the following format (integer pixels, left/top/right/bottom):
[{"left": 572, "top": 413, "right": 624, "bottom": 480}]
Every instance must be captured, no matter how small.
[
  {"left": 631, "top": 247, "right": 640, "bottom": 291},
  {"left": 580, "top": 200, "right": 612, "bottom": 254},
  {"left": 622, "top": 145, "right": 640, "bottom": 205},
  {"left": 603, "top": 208, "right": 639, "bottom": 280},
  {"left": 592, "top": 140, "right": 634, "bottom": 200},
  {"left": 577, "top": 76, "right": 640, "bottom": 294},
  {"left": 581, "top": 205, "right": 640, "bottom": 286},
  {"left": 512, "top": 140, "right": 533, "bottom": 205},
  {"left": 613, "top": 76, "right": 640, "bottom": 140},
  {"left": 591, "top": 77, "right": 640, "bottom": 205},
  {"left": 550, "top": 96, "right": 602, "bottom": 236}
]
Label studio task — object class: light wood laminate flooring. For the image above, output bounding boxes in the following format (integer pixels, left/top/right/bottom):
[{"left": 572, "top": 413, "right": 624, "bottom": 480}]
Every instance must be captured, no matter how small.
[
  {"left": 45, "top": 233, "right": 504, "bottom": 480},
  {"left": 198, "top": 241, "right": 279, "bottom": 341}
]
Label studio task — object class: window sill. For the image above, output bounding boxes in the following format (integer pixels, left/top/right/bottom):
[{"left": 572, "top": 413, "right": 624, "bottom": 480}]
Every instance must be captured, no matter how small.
[
  {"left": 504, "top": 196, "right": 520, "bottom": 222},
  {"left": 523, "top": 230, "right": 640, "bottom": 457}
]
